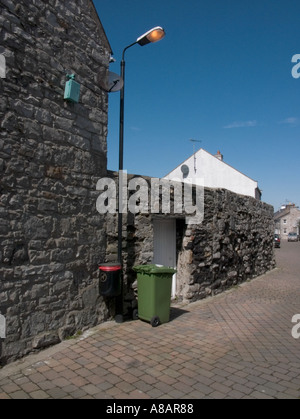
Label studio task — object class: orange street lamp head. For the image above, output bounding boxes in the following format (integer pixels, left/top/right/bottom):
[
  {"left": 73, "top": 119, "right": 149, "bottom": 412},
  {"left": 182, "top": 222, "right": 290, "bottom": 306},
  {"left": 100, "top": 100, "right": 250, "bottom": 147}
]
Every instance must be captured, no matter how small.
[{"left": 136, "top": 26, "right": 166, "bottom": 46}]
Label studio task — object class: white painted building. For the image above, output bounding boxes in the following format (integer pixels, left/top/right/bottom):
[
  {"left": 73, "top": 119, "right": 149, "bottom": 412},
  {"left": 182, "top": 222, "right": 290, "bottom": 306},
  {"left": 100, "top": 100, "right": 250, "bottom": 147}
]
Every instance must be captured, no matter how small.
[{"left": 163, "top": 148, "right": 261, "bottom": 200}]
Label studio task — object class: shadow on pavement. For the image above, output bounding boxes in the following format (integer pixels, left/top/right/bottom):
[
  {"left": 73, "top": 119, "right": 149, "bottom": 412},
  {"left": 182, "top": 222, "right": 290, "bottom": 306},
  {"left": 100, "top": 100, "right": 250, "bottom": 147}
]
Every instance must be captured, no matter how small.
[{"left": 169, "top": 306, "right": 190, "bottom": 322}]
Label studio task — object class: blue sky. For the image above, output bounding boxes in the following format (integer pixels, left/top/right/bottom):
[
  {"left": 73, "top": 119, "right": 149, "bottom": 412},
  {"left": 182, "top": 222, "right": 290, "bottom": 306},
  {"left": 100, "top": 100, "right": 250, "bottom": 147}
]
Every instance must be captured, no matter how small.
[{"left": 94, "top": 0, "right": 300, "bottom": 211}]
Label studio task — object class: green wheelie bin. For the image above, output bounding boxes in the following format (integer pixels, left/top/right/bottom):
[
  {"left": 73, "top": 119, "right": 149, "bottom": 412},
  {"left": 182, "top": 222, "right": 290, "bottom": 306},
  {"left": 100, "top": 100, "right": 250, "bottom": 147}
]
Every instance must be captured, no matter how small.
[{"left": 133, "top": 264, "right": 176, "bottom": 327}]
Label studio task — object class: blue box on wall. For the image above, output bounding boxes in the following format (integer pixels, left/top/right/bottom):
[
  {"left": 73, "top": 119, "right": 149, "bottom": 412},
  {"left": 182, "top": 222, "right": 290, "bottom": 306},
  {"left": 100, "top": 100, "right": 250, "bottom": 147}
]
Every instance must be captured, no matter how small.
[{"left": 64, "top": 74, "right": 80, "bottom": 103}]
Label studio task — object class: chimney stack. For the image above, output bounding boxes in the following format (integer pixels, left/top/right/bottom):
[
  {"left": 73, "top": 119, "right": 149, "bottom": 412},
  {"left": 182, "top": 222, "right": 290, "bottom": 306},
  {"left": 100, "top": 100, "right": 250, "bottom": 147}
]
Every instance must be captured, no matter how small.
[{"left": 215, "top": 150, "right": 223, "bottom": 161}]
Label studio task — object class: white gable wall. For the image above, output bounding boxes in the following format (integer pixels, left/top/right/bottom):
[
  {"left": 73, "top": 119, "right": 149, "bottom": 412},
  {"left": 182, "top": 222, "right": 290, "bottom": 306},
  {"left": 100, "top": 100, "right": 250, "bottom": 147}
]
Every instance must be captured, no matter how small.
[{"left": 163, "top": 149, "right": 258, "bottom": 198}]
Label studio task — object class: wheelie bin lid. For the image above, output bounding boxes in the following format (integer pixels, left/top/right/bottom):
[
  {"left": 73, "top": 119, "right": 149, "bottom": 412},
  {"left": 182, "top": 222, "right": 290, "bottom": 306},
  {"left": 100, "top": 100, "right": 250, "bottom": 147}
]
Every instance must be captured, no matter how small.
[
  {"left": 99, "top": 263, "right": 121, "bottom": 272},
  {"left": 133, "top": 264, "right": 176, "bottom": 274}
]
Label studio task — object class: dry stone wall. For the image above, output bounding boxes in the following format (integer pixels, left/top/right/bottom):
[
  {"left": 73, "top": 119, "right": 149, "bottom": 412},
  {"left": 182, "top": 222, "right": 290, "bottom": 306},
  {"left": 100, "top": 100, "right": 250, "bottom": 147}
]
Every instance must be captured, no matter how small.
[
  {"left": 103, "top": 174, "right": 275, "bottom": 311},
  {"left": 180, "top": 188, "right": 275, "bottom": 302}
]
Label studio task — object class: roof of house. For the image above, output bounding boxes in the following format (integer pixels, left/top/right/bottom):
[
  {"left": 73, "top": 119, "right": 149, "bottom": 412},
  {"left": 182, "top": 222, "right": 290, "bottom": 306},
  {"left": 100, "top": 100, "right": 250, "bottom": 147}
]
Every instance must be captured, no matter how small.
[
  {"left": 274, "top": 207, "right": 290, "bottom": 220},
  {"left": 274, "top": 205, "right": 300, "bottom": 220},
  {"left": 164, "top": 148, "right": 258, "bottom": 184}
]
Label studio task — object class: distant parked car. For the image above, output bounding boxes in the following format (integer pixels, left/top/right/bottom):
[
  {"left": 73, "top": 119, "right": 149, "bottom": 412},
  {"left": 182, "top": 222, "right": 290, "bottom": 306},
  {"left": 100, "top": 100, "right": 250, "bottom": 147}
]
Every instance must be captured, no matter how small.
[
  {"left": 274, "top": 234, "right": 281, "bottom": 248},
  {"left": 287, "top": 232, "right": 298, "bottom": 242}
]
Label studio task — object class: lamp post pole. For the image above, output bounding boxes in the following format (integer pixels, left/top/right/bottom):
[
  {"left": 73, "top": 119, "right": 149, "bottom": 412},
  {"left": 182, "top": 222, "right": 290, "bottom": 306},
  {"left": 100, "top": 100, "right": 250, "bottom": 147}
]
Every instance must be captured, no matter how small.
[
  {"left": 118, "top": 42, "right": 137, "bottom": 175},
  {"left": 115, "top": 28, "right": 166, "bottom": 323},
  {"left": 115, "top": 42, "right": 138, "bottom": 323}
]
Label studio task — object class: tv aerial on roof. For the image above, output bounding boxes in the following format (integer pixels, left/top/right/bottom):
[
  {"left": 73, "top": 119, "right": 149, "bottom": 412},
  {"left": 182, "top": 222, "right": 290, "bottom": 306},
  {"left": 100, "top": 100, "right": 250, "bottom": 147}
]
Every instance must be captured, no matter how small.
[
  {"left": 189, "top": 139, "right": 202, "bottom": 173},
  {"left": 189, "top": 138, "right": 202, "bottom": 151}
]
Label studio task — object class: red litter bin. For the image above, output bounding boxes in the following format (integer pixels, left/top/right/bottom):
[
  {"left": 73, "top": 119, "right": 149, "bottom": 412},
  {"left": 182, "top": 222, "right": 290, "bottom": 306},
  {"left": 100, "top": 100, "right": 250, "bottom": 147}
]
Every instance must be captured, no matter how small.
[{"left": 99, "top": 263, "right": 121, "bottom": 297}]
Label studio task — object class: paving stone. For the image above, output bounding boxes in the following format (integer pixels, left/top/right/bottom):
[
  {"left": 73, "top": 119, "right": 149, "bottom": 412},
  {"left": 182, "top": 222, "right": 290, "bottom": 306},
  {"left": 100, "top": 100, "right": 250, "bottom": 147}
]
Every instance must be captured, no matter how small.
[{"left": 0, "top": 247, "right": 299, "bottom": 400}]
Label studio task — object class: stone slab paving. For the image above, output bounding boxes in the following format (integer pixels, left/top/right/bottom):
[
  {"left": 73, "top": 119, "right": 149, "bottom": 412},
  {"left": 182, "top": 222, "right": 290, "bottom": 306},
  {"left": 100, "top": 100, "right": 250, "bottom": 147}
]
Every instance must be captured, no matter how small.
[{"left": 0, "top": 246, "right": 300, "bottom": 400}]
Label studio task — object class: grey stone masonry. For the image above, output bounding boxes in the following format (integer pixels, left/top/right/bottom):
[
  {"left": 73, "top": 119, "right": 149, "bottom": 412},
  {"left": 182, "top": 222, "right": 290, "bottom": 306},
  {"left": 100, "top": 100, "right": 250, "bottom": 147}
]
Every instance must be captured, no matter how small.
[
  {"left": 180, "top": 188, "right": 275, "bottom": 302},
  {"left": 103, "top": 173, "right": 275, "bottom": 313},
  {"left": 0, "top": 0, "right": 112, "bottom": 365}
]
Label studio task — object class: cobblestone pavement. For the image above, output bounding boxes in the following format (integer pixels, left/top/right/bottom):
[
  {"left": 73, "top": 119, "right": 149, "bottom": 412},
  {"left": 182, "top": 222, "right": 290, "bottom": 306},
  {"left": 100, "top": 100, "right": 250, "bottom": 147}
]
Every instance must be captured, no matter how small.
[{"left": 0, "top": 243, "right": 299, "bottom": 399}]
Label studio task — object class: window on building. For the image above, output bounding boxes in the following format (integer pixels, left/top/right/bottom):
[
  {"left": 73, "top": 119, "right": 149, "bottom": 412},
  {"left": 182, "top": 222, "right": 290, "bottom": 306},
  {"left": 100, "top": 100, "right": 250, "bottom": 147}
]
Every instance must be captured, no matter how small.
[
  {"left": 284, "top": 228, "right": 287, "bottom": 234},
  {"left": 283, "top": 219, "right": 287, "bottom": 224}
]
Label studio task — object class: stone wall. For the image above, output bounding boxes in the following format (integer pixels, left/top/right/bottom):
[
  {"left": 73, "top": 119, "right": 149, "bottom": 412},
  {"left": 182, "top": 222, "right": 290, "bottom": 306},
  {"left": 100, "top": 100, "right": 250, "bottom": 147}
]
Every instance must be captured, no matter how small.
[
  {"left": 179, "top": 188, "right": 275, "bottom": 302},
  {"left": 0, "top": 0, "right": 111, "bottom": 364},
  {"left": 102, "top": 173, "right": 275, "bottom": 312}
]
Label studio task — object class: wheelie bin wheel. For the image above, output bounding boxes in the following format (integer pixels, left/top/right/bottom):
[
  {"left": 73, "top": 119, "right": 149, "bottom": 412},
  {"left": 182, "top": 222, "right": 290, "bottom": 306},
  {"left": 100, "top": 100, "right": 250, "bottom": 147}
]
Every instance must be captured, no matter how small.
[
  {"left": 132, "top": 308, "right": 139, "bottom": 320},
  {"left": 150, "top": 316, "right": 161, "bottom": 327}
]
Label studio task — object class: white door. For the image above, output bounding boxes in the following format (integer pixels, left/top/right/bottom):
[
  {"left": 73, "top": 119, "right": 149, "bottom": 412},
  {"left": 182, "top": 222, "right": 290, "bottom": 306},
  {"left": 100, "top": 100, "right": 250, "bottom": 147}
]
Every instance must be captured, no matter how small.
[{"left": 153, "top": 219, "right": 177, "bottom": 298}]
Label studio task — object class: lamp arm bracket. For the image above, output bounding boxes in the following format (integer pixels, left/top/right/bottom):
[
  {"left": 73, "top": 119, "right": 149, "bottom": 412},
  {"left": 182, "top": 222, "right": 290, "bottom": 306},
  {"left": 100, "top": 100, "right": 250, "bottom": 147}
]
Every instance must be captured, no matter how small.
[{"left": 122, "top": 41, "right": 138, "bottom": 60}]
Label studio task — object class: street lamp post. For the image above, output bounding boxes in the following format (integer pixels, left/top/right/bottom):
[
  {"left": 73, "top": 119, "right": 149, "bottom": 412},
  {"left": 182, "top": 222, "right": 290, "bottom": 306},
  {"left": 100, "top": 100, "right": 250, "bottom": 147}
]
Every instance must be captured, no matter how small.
[{"left": 115, "top": 27, "right": 166, "bottom": 323}]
